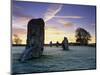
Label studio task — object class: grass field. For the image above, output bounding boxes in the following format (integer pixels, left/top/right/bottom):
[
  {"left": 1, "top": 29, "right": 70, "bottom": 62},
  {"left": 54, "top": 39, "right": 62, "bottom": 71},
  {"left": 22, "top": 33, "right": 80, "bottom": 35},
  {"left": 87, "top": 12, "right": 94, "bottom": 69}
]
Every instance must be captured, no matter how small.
[{"left": 11, "top": 46, "right": 96, "bottom": 74}]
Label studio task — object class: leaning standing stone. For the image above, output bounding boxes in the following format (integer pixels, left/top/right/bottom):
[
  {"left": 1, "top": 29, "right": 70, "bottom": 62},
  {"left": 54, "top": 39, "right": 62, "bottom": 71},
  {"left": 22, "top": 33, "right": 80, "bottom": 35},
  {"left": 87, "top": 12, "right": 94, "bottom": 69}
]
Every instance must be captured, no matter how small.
[{"left": 20, "top": 18, "right": 44, "bottom": 61}]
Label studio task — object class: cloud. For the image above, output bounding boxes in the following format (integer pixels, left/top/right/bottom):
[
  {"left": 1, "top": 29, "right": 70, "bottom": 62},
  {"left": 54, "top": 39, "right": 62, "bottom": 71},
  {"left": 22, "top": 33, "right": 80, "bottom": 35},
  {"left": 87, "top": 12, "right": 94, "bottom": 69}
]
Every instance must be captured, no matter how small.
[
  {"left": 43, "top": 4, "right": 83, "bottom": 22},
  {"left": 45, "top": 26, "right": 66, "bottom": 44},
  {"left": 12, "top": 27, "right": 27, "bottom": 35},
  {"left": 45, "top": 26, "right": 58, "bottom": 30},
  {"left": 12, "top": 3, "right": 33, "bottom": 32},
  {"left": 91, "top": 23, "right": 95, "bottom": 27},
  {"left": 45, "top": 26, "right": 65, "bottom": 35},
  {"left": 12, "top": 16, "right": 30, "bottom": 29},
  {"left": 13, "top": 3, "right": 32, "bottom": 18},
  {"left": 44, "top": 4, "right": 63, "bottom": 22},
  {"left": 55, "top": 16, "right": 83, "bottom": 19},
  {"left": 57, "top": 19, "right": 74, "bottom": 27},
  {"left": 45, "top": 26, "right": 76, "bottom": 44}
]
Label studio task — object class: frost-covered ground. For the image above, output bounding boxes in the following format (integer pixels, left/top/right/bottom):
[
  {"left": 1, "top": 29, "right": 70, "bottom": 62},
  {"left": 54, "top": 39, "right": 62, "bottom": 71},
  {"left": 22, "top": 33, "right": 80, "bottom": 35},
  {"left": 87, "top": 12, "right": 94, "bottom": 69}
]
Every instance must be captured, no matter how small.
[{"left": 12, "top": 46, "right": 96, "bottom": 74}]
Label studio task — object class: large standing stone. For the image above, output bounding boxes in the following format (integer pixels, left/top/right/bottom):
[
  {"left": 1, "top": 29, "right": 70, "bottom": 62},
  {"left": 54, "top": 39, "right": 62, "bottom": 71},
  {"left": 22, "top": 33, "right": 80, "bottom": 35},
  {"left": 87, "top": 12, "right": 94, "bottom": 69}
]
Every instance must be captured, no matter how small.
[
  {"left": 62, "top": 37, "right": 69, "bottom": 50},
  {"left": 20, "top": 18, "right": 44, "bottom": 61}
]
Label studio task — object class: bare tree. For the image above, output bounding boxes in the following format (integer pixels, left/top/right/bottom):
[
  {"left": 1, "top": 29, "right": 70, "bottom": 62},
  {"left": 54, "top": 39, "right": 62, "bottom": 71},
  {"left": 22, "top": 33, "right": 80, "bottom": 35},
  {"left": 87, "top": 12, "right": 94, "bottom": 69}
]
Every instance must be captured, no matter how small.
[
  {"left": 13, "top": 34, "right": 22, "bottom": 44},
  {"left": 75, "top": 28, "right": 91, "bottom": 45}
]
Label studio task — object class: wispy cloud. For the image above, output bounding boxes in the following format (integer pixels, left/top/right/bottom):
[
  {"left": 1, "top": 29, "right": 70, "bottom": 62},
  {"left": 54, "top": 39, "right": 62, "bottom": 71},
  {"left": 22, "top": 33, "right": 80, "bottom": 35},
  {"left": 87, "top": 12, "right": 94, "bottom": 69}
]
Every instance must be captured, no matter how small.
[
  {"left": 12, "top": 16, "right": 30, "bottom": 29},
  {"left": 12, "top": 27, "right": 26, "bottom": 35},
  {"left": 12, "top": 4, "right": 32, "bottom": 31},
  {"left": 55, "top": 16, "right": 83, "bottom": 19},
  {"left": 45, "top": 26, "right": 58, "bottom": 30},
  {"left": 57, "top": 19, "right": 74, "bottom": 27},
  {"left": 13, "top": 4, "right": 32, "bottom": 18},
  {"left": 45, "top": 26, "right": 64, "bottom": 35},
  {"left": 44, "top": 4, "right": 63, "bottom": 22},
  {"left": 43, "top": 4, "right": 83, "bottom": 22}
]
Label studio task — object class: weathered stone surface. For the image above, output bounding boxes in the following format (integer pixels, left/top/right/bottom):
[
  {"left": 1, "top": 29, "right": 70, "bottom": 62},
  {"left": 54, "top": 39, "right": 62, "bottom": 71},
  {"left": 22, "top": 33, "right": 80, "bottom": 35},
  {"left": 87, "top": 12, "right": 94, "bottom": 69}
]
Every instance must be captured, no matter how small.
[
  {"left": 20, "top": 18, "right": 44, "bottom": 61},
  {"left": 62, "top": 37, "right": 69, "bottom": 50}
]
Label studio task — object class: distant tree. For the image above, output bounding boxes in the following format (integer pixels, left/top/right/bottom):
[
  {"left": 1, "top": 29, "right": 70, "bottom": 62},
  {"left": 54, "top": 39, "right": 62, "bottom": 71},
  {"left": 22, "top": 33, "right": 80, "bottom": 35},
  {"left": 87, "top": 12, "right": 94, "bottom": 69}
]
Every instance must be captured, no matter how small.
[
  {"left": 75, "top": 28, "right": 91, "bottom": 45},
  {"left": 13, "top": 34, "right": 22, "bottom": 44}
]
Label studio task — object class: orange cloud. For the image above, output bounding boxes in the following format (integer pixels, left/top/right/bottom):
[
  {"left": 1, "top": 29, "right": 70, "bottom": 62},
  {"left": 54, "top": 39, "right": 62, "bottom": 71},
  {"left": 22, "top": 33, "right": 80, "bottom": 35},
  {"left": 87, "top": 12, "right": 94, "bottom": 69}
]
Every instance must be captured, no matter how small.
[
  {"left": 57, "top": 19, "right": 74, "bottom": 27},
  {"left": 12, "top": 27, "right": 27, "bottom": 35}
]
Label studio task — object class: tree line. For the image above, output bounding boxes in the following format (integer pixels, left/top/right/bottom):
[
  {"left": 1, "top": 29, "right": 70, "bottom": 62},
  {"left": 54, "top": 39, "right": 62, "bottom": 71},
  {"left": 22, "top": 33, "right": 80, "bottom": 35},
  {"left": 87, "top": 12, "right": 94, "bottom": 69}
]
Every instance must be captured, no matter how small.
[{"left": 13, "top": 27, "right": 91, "bottom": 45}]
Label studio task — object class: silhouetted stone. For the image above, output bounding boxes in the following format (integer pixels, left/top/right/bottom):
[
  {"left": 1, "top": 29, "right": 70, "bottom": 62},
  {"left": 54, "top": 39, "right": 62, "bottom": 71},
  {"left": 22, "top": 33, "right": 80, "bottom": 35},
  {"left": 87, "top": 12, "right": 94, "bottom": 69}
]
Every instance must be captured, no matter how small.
[
  {"left": 62, "top": 37, "right": 69, "bottom": 50},
  {"left": 20, "top": 18, "right": 44, "bottom": 61},
  {"left": 49, "top": 41, "right": 52, "bottom": 47},
  {"left": 56, "top": 41, "right": 59, "bottom": 47}
]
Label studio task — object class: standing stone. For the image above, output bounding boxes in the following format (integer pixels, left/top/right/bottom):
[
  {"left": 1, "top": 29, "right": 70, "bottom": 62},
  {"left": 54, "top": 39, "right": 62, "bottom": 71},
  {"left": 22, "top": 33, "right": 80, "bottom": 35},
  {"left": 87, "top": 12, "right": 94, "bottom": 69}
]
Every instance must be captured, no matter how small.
[
  {"left": 62, "top": 37, "right": 69, "bottom": 50},
  {"left": 20, "top": 18, "right": 44, "bottom": 61},
  {"left": 56, "top": 41, "right": 59, "bottom": 47},
  {"left": 49, "top": 41, "right": 53, "bottom": 47}
]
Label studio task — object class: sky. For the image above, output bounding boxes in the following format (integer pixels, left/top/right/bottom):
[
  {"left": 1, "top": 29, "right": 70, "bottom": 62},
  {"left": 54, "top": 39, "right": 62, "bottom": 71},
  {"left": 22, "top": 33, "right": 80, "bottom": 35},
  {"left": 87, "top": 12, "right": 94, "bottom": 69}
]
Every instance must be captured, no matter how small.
[{"left": 12, "top": 1, "right": 96, "bottom": 44}]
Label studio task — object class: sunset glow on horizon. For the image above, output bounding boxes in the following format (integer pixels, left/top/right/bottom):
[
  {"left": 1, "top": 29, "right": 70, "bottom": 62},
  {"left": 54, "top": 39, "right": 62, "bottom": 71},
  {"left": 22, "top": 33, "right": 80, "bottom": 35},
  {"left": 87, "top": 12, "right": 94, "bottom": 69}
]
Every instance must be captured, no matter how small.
[{"left": 12, "top": 1, "right": 96, "bottom": 44}]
